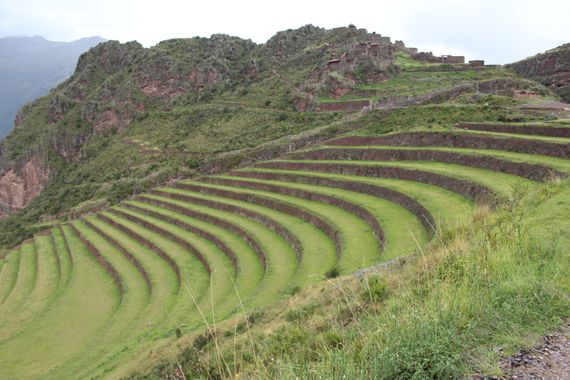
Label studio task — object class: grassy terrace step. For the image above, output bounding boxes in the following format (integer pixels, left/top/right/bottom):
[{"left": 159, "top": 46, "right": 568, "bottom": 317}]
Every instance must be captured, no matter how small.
[
  {"left": 138, "top": 190, "right": 334, "bottom": 289},
  {"left": 139, "top": 191, "right": 300, "bottom": 301},
  {"left": 97, "top": 211, "right": 213, "bottom": 325},
  {"left": 84, "top": 215, "right": 180, "bottom": 329},
  {"left": 156, "top": 185, "right": 340, "bottom": 264},
  {"left": 326, "top": 132, "right": 570, "bottom": 159},
  {"left": 133, "top": 192, "right": 280, "bottom": 267},
  {"left": 0, "top": 250, "right": 20, "bottom": 306},
  {"left": 327, "top": 146, "right": 570, "bottom": 174},
  {"left": 174, "top": 181, "right": 381, "bottom": 271},
  {"left": 52, "top": 227, "right": 74, "bottom": 290},
  {"left": 109, "top": 206, "right": 238, "bottom": 306},
  {"left": 123, "top": 199, "right": 265, "bottom": 300},
  {"left": 59, "top": 219, "right": 155, "bottom": 380},
  {"left": 196, "top": 177, "right": 386, "bottom": 251},
  {"left": 82, "top": 219, "right": 152, "bottom": 292},
  {"left": 0, "top": 243, "right": 37, "bottom": 322},
  {"left": 253, "top": 161, "right": 495, "bottom": 201},
  {"left": 99, "top": 207, "right": 251, "bottom": 337},
  {"left": 455, "top": 122, "right": 570, "bottom": 138},
  {"left": 69, "top": 224, "right": 123, "bottom": 297},
  {"left": 248, "top": 168, "right": 472, "bottom": 227},
  {"left": 110, "top": 205, "right": 262, "bottom": 334},
  {"left": 267, "top": 160, "right": 531, "bottom": 198},
  {"left": 97, "top": 213, "right": 182, "bottom": 286},
  {"left": 233, "top": 169, "right": 436, "bottom": 235},
  {"left": 163, "top": 182, "right": 346, "bottom": 261},
  {"left": 120, "top": 203, "right": 246, "bottom": 272},
  {"left": 0, "top": 235, "right": 60, "bottom": 343},
  {"left": 211, "top": 175, "right": 428, "bottom": 262},
  {"left": 137, "top": 194, "right": 269, "bottom": 271},
  {"left": 108, "top": 207, "right": 218, "bottom": 275},
  {"left": 332, "top": 161, "right": 531, "bottom": 198},
  {"left": 458, "top": 129, "right": 570, "bottom": 144},
  {"left": 0, "top": 225, "right": 117, "bottom": 379},
  {"left": 270, "top": 161, "right": 536, "bottom": 200},
  {"left": 288, "top": 147, "right": 564, "bottom": 181}
]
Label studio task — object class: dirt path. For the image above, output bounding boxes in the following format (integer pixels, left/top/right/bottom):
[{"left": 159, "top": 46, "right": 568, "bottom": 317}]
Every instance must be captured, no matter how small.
[{"left": 477, "top": 321, "right": 570, "bottom": 379}]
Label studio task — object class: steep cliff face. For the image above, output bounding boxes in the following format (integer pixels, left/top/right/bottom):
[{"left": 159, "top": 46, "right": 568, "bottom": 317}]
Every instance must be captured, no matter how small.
[
  {"left": 508, "top": 43, "right": 570, "bottom": 102},
  {"left": 0, "top": 156, "right": 49, "bottom": 217},
  {"left": 0, "top": 35, "right": 260, "bottom": 214}
]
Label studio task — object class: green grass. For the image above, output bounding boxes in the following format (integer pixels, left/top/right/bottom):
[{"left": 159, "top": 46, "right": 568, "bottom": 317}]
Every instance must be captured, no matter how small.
[
  {"left": 280, "top": 159, "right": 533, "bottom": 198},
  {"left": 224, "top": 173, "right": 429, "bottom": 262},
  {"left": 56, "top": 219, "right": 154, "bottom": 380},
  {"left": 0, "top": 243, "right": 37, "bottom": 325},
  {"left": 458, "top": 128, "right": 570, "bottom": 144},
  {"left": 248, "top": 168, "right": 474, "bottom": 227},
  {"left": 53, "top": 221, "right": 156, "bottom": 377},
  {"left": 332, "top": 145, "right": 570, "bottom": 173},
  {"left": 112, "top": 205, "right": 240, "bottom": 327},
  {"left": 353, "top": 70, "right": 481, "bottom": 96},
  {"left": 55, "top": 215, "right": 183, "bottom": 380},
  {"left": 153, "top": 180, "right": 570, "bottom": 380},
  {"left": 135, "top": 191, "right": 337, "bottom": 288},
  {"left": 0, "top": 226, "right": 118, "bottom": 379},
  {"left": 51, "top": 227, "right": 74, "bottom": 292},
  {"left": 177, "top": 181, "right": 381, "bottom": 272},
  {"left": 98, "top": 210, "right": 211, "bottom": 329},
  {"left": 142, "top": 192, "right": 298, "bottom": 307},
  {"left": 124, "top": 199, "right": 265, "bottom": 299},
  {"left": 0, "top": 249, "right": 21, "bottom": 306},
  {"left": 0, "top": 235, "right": 60, "bottom": 343}
]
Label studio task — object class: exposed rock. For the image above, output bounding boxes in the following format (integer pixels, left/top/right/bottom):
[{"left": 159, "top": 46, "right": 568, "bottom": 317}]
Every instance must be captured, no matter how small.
[
  {"left": 508, "top": 43, "right": 570, "bottom": 102},
  {"left": 0, "top": 155, "right": 49, "bottom": 213},
  {"left": 47, "top": 95, "right": 75, "bottom": 123},
  {"left": 14, "top": 111, "right": 24, "bottom": 128}
]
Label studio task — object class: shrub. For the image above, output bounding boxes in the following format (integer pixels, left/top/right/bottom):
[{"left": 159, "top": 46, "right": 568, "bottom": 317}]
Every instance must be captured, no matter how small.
[
  {"left": 325, "top": 266, "right": 340, "bottom": 279},
  {"left": 286, "top": 303, "right": 318, "bottom": 323},
  {"left": 361, "top": 275, "right": 387, "bottom": 303}
]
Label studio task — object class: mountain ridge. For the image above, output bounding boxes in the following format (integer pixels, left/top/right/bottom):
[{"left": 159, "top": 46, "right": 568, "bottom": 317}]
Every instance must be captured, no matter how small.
[
  {"left": 0, "top": 24, "right": 563, "bottom": 250},
  {"left": 0, "top": 35, "right": 106, "bottom": 138}
]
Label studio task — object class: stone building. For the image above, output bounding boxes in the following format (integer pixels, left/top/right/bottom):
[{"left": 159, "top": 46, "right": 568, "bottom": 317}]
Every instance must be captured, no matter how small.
[{"left": 469, "top": 60, "right": 485, "bottom": 67}]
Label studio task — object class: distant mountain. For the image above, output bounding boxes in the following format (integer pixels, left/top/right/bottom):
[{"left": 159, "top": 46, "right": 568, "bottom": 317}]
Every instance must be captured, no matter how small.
[{"left": 0, "top": 35, "right": 105, "bottom": 138}]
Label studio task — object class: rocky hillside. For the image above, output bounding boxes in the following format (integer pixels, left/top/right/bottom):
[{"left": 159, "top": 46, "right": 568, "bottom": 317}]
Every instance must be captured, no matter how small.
[
  {"left": 508, "top": 43, "right": 570, "bottom": 102},
  {"left": 0, "top": 25, "right": 558, "bottom": 250},
  {"left": 0, "top": 36, "right": 105, "bottom": 138}
]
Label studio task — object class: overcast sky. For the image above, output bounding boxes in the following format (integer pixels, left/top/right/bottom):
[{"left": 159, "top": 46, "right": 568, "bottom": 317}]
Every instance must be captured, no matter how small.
[{"left": 1, "top": 0, "right": 568, "bottom": 64}]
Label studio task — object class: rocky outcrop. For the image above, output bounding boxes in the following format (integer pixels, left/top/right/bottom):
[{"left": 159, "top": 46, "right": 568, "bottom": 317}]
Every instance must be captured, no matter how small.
[
  {"left": 508, "top": 43, "right": 570, "bottom": 102},
  {"left": 0, "top": 155, "right": 49, "bottom": 216}
]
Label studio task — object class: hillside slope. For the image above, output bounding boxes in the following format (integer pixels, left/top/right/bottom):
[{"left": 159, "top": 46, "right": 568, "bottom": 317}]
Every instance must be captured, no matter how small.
[
  {"left": 0, "top": 25, "right": 556, "bottom": 252},
  {"left": 0, "top": 27, "right": 569, "bottom": 379},
  {"left": 0, "top": 36, "right": 105, "bottom": 138},
  {"left": 1, "top": 112, "right": 570, "bottom": 379},
  {"left": 508, "top": 43, "right": 570, "bottom": 102},
  {"left": 0, "top": 25, "right": 405, "bottom": 247}
]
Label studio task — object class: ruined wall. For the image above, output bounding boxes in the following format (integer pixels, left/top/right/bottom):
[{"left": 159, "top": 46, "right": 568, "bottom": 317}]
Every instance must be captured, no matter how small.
[
  {"left": 327, "top": 132, "right": 570, "bottom": 159},
  {"left": 455, "top": 122, "right": 570, "bottom": 138},
  {"left": 288, "top": 147, "right": 563, "bottom": 181},
  {"left": 316, "top": 100, "right": 371, "bottom": 112},
  {"left": 443, "top": 56, "right": 465, "bottom": 64}
]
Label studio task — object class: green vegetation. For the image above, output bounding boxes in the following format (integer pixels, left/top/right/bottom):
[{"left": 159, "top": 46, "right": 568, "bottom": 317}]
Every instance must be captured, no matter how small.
[
  {"left": 144, "top": 180, "right": 570, "bottom": 379},
  {"left": 1, "top": 116, "right": 569, "bottom": 378},
  {"left": 0, "top": 25, "right": 569, "bottom": 380}
]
